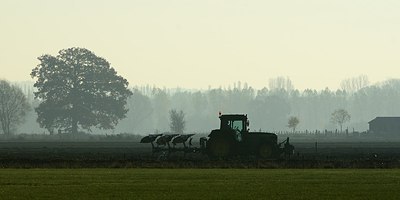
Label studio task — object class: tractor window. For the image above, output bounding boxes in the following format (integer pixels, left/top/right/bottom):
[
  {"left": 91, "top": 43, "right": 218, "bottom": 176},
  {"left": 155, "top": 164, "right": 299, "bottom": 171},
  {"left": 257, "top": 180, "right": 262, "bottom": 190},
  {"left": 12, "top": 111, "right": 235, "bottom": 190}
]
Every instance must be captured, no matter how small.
[
  {"left": 231, "top": 120, "right": 243, "bottom": 142},
  {"left": 231, "top": 120, "right": 244, "bottom": 132}
]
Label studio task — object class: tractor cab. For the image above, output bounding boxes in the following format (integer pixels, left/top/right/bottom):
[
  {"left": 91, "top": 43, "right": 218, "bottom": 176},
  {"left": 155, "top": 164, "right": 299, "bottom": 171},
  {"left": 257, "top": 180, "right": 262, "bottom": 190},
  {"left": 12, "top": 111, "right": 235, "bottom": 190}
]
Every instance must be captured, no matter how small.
[{"left": 219, "top": 114, "right": 249, "bottom": 142}]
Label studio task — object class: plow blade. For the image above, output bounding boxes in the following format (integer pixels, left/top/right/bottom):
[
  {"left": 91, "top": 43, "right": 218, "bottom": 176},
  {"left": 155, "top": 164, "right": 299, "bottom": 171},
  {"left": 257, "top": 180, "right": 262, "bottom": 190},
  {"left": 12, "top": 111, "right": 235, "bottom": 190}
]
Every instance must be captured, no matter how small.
[
  {"left": 172, "top": 134, "right": 195, "bottom": 146},
  {"left": 156, "top": 134, "right": 179, "bottom": 146},
  {"left": 140, "top": 134, "right": 162, "bottom": 143}
]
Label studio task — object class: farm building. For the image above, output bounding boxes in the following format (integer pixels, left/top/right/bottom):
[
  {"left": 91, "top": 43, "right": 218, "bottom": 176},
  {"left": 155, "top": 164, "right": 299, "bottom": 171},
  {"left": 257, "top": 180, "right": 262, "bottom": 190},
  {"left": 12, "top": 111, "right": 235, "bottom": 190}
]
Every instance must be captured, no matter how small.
[{"left": 369, "top": 117, "right": 400, "bottom": 134}]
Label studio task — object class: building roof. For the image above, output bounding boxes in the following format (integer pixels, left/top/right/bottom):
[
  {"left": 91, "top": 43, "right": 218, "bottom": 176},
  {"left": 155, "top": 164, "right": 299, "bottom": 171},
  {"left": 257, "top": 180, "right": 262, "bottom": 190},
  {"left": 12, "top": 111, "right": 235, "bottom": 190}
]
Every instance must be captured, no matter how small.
[
  {"left": 369, "top": 117, "right": 400, "bottom": 124},
  {"left": 219, "top": 114, "right": 248, "bottom": 120}
]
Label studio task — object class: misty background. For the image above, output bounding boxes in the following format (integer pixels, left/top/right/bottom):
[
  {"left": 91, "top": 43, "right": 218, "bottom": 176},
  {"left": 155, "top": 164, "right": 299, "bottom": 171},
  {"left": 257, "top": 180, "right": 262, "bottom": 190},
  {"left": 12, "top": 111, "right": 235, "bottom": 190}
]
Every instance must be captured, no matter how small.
[
  {"left": 2, "top": 1, "right": 400, "bottom": 136},
  {"left": 1, "top": 1, "right": 400, "bottom": 90},
  {"left": 14, "top": 76, "right": 400, "bottom": 135}
]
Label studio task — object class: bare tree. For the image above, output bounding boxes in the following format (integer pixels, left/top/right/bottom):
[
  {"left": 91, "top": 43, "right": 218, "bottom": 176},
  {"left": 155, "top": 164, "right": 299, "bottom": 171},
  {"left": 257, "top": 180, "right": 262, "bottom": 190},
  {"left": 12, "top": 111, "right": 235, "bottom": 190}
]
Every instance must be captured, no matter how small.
[
  {"left": 169, "top": 109, "right": 185, "bottom": 134},
  {"left": 287, "top": 116, "right": 299, "bottom": 133},
  {"left": 340, "top": 75, "right": 369, "bottom": 93},
  {"left": 330, "top": 109, "right": 351, "bottom": 133},
  {"left": 0, "top": 80, "right": 30, "bottom": 135},
  {"left": 268, "top": 76, "right": 294, "bottom": 92}
]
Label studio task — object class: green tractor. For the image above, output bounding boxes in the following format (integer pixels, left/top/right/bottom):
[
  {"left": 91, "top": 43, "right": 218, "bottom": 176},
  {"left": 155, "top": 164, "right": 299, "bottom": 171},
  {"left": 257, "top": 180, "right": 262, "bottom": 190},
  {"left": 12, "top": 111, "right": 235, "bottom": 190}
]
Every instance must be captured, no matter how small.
[
  {"left": 202, "top": 114, "right": 294, "bottom": 159},
  {"left": 141, "top": 113, "right": 294, "bottom": 159}
]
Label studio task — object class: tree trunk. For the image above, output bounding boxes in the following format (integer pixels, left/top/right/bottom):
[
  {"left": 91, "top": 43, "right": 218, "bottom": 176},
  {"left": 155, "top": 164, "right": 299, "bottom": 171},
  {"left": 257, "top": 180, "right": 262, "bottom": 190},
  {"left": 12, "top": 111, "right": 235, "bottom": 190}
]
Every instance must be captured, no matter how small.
[
  {"left": 72, "top": 118, "right": 78, "bottom": 134},
  {"left": 1, "top": 120, "right": 6, "bottom": 135},
  {"left": 3, "top": 116, "right": 10, "bottom": 135},
  {"left": 5, "top": 121, "right": 10, "bottom": 135},
  {"left": 0, "top": 112, "right": 7, "bottom": 135}
]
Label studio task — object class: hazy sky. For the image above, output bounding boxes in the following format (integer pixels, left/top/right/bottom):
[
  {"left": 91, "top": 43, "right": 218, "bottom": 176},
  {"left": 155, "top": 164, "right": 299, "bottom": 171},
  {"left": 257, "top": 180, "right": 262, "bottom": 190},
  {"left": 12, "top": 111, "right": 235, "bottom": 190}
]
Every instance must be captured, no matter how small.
[{"left": 1, "top": 0, "right": 399, "bottom": 90}]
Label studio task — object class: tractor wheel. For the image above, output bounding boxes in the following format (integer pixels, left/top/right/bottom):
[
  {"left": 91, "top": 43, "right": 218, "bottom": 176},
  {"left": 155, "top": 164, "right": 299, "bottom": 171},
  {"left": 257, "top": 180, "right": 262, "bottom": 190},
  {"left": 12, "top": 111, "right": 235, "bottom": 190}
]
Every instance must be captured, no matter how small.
[
  {"left": 207, "top": 136, "right": 232, "bottom": 159},
  {"left": 258, "top": 143, "right": 273, "bottom": 159}
]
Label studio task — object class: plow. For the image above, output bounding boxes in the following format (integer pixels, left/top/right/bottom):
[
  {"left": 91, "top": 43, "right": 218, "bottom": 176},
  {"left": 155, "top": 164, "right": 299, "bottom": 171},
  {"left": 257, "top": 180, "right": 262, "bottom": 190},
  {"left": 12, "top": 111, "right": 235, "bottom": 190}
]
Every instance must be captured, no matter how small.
[
  {"left": 141, "top": 114, "right": 295, "bottom": 159},
  {"left": 140, "top": 133, "right": 205, "bottom": 156}
]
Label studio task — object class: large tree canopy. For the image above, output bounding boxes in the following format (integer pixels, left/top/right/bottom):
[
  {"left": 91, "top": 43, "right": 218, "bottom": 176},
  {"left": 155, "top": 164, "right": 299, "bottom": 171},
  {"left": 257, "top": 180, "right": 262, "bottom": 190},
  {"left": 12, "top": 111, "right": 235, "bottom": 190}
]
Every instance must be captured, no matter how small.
[{"left": 31, "top": 47, "right": 132, "bottom": 134}]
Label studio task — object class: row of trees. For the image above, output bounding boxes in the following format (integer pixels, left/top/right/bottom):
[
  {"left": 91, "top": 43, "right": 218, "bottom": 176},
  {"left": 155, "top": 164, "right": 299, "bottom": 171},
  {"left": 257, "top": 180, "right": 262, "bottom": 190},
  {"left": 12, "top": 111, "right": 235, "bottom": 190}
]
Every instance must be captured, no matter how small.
[
  {"left": 122, "top": 88, "right": 356, "bottom": 134},
  {"left": 2, "top": 47, "right": 400, "bottom": 135},
  {"left": 12, "top": 76, "right": 400, "bottom": 135},
  {"left": 113, "top": 77, "right": 398, "bottom": 134}
]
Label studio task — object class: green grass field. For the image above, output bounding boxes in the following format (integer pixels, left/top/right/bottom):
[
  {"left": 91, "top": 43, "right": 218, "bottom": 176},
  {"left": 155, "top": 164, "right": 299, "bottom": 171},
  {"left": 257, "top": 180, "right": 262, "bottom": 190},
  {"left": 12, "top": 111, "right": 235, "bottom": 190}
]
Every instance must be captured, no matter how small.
[{"left": 0, "top": 169, "right": 399, "bottom": 199}]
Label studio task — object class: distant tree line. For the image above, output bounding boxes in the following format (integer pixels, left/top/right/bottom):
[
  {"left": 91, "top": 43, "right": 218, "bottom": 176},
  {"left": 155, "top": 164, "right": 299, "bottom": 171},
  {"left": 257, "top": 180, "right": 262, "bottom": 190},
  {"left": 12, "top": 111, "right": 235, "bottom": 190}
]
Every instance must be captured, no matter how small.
[
  {"left": 113, "top": 77, "right": 400, "bottom": 134},
  {"left": 12, "top": 76, "right": 400, "bottom": 135},
  {"left": 5, "top": 50, "right": 400, "bottom": 136}
]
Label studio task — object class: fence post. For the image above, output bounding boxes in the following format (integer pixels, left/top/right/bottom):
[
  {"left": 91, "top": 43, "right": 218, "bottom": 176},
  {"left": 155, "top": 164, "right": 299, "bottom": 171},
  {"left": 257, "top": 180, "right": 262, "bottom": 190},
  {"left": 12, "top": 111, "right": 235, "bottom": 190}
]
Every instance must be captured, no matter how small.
[{"left": 315, "top": 141, "right": 318, "bottom": 154}]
